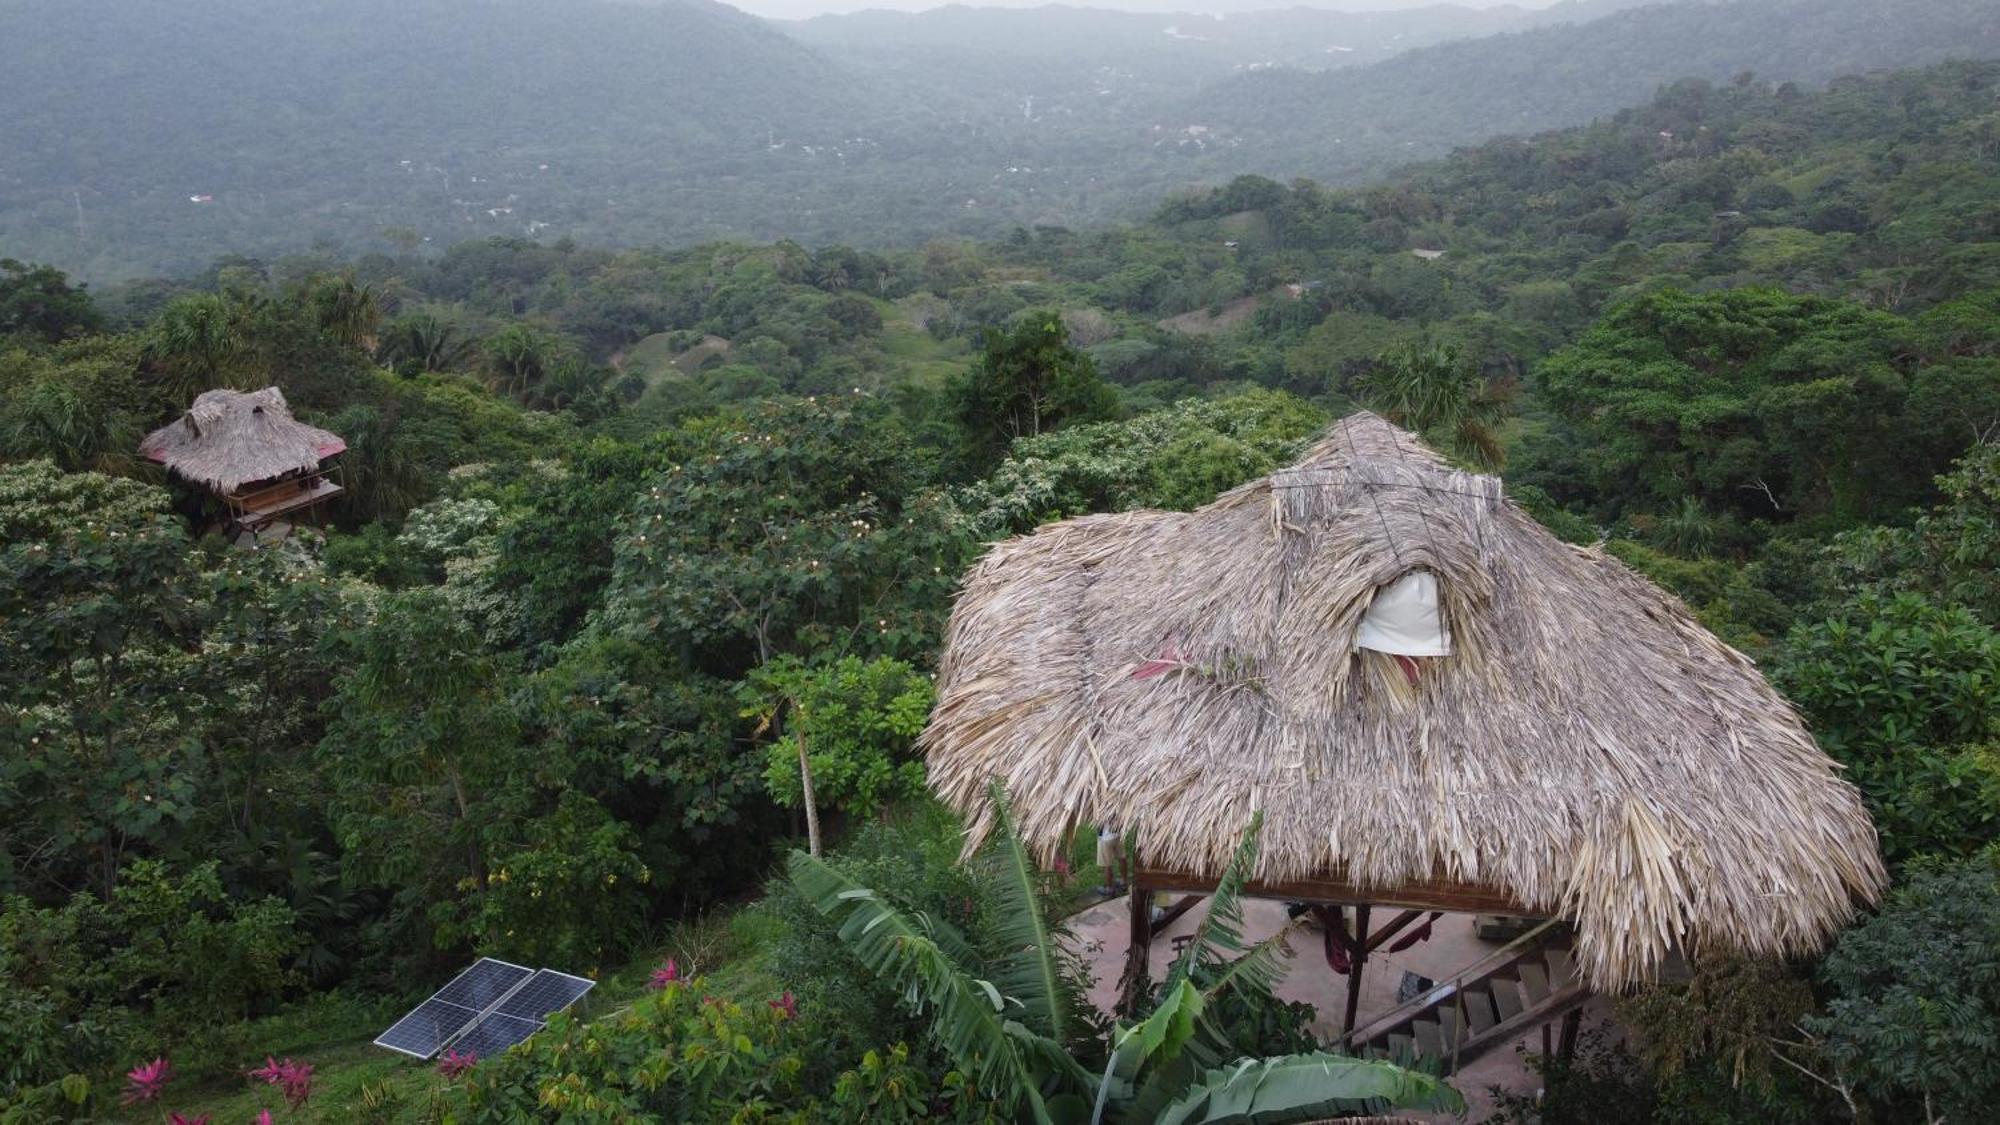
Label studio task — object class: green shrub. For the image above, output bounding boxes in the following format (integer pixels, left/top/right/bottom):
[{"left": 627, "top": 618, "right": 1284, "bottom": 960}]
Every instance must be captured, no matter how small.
[{"left": 1812, "top": 851, "right": 2000, "bottom": 1121}]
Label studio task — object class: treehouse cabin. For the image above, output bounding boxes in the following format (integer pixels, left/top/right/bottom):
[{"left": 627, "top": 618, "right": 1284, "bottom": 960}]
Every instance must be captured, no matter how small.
[
  {"left": 140, "top": 387, "right": 346, "bottom": 542},
  {"left": 923, "top": 412, "right": 1885, "bottom": 1070}
]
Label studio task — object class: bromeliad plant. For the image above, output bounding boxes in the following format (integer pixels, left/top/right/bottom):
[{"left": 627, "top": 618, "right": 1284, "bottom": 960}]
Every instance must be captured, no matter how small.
[{"left": 787, "top": 786, "right": 1464, "bottom": 1124}]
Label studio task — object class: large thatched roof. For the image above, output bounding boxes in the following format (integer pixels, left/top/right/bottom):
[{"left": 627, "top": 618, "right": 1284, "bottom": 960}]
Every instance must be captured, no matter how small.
[
  {"left": 924, "top": 412, "right": 1884, "bottom": 987},
  {"left": 139, "top": 387, "right": 344, "bottom": 493}
]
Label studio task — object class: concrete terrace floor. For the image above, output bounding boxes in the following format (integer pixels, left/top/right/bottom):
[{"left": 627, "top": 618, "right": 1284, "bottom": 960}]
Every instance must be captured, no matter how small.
[{"left": 1065, "top": 894, "right": 1618, "bottom": 1122}]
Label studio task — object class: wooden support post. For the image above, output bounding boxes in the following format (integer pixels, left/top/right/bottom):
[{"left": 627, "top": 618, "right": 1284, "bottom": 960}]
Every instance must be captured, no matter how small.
[
  {"left": 1557, "top": 1007, "right": 1583, "bottom": 1062},
  {"left": 1342, "top": 903, "right": 1372, "bottom": 1036},
  {"left": 1118, "top": 888, "right": 1153, "bottom": 1016}
]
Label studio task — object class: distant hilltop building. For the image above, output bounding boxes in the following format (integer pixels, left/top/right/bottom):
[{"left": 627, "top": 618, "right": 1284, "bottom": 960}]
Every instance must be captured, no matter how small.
[
  {"left": 139, "top": 387, "right": 346, "bottom": 543},
  {"left": 1411, "top": 248, "right": 1447, "bottom": 261}
]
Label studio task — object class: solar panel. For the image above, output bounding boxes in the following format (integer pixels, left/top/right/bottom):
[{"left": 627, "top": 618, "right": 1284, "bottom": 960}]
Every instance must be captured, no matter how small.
[
  {"left": 372, "top": 958, "right": 533, "bottom": 1059},
  {"left": 375, "top": 959, "right": 595, "bottom": 1061},
  {"left": 433, "top": 958, "right": 534, "bottom": 1011},
  {"left": 450, "top": 1012, "right": 549, "bottom": 1060},
  {"left": 374, "top": 999, "right": 481, "bottom": 1059},
  {"left": 494, "top": 969, "right": 596, "bottom": 1021}
]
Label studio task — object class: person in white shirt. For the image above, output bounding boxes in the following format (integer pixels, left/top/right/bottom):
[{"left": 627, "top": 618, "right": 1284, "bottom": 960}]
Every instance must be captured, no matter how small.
[{"left": 1096, "top": 823, "right": 1129, "bottom": 896}]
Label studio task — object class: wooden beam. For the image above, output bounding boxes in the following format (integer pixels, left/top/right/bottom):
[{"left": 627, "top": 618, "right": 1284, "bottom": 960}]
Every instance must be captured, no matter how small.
[
  {"left": 1148, "top": 893, "right": 1204, "bottom": 938},
  {"left": 1135, "top": 867, "right": 1534, "bottom": 916},
  {"left": 1362, "top": 909, "right": 1425, "bottom": 954}
]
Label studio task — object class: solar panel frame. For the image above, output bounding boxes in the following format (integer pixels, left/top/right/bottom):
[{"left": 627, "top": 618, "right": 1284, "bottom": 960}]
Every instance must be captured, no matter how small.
[
  {"left": 493, "top": 969, "right": 596, "bottom": 1021},
  {"left": 372, "top": 958, "right": 535, "bottom": 1059}
]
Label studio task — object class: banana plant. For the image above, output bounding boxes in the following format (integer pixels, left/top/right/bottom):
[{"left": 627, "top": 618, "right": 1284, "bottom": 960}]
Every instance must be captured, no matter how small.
[{"left": 786, "top": 787, "right": 1464, "bottom": 1124}]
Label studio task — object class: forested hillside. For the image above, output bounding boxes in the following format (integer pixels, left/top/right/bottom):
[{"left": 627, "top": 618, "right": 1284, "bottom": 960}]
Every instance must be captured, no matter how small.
[
  {"left": 2, "top": 52, "right": 1999, "bottom": 1125},
  {"left": 4, "top": 0, "right": 1995, "bottom": 280}
]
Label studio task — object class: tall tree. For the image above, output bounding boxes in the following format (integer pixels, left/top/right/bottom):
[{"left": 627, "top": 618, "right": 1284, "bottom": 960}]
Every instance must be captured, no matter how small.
[{"left": 951, "top": 311, "right": 1118, "bottom": 472}]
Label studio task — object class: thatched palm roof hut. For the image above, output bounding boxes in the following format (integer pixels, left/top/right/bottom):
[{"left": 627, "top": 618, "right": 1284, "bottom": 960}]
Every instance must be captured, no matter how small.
[
  {"left": 140, "top": 387, "right": 345, "bottom": 494},
  {"left": 924, "top": 412, "right": 1884, "bottom": 988}
]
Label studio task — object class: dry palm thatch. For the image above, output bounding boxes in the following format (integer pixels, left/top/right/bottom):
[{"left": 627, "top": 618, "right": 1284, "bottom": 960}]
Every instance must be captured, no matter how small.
[
  {"left": 139, "top": 387, "right": 344, "bottom": 494},
  {"left": 924, "top": 412, "right": 1884, "bottom": 988}
]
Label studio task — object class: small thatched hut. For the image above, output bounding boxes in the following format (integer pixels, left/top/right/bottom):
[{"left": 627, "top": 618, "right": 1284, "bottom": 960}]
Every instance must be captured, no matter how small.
[
  {"left": 140, "top": 387, "right": 345, "bottom": 535},
  {"left": 924, "top": 412, "right": 1883, "bottom": 990}
]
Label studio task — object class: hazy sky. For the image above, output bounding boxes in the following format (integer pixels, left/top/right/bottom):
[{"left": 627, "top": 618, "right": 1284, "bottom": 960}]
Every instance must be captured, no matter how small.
[{"left": 730, "top": 0, "right": 1565, "bottom": 23}]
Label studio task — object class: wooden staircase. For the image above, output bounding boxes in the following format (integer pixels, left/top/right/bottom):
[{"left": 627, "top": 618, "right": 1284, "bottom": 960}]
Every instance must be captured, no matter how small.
[{"left": 1343, "top": 919, "right": 1589, "bottom": 1074}]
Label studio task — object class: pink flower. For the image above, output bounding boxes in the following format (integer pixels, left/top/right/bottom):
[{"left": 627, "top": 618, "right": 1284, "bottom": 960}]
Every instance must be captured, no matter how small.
[
  {"left": 123, "top": 1057, "right": 173, "bottom": 1104},
  {"left": 255, "top": 1112, "right": 274, "bottom": 1125},
  {"left": 248, "top": 1056, "right": 314, "bottom": 1109},
  {"left": 437, "top": 1048, "right": 479, "bottom": 1080},
  {"left": 1052, "top": 855, "right": 1071, "bottom": 878},
  {"left": 647, "top": 958, "right": 681, "bottom": 989},
  {"left": 768, "top": 991, "right": 798, "bottom": 1021}
]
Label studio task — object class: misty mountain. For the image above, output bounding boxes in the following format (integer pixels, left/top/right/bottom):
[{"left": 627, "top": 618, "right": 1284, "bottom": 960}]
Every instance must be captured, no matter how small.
[
  {"left": 1180, "top": 0, "right": 2000, "bottom": 178},
  {"left": 0, "top": 0, "right": 866, "bottom": 276},
  {"left": 2, "top": 0, "right": 1996, "bottom": 280},
  {"left": 781, "top": 0, "right": 1654, "bottom": 125}
]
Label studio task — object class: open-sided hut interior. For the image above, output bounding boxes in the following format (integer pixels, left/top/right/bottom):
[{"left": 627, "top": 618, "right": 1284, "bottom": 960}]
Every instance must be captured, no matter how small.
[
  {"left": 140, "top": 387, "right": 345, "bottom": 540},
  {"left": 923, "top": 412, "right": 1885, "bottom": 1036}
]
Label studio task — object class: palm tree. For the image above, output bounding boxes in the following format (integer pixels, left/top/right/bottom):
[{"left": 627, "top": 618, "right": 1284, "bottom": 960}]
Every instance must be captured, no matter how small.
[
  {"left": 788, "top": 788, "right": 1463, "bottom": 1124},
  {"left": 481, "top": 323, "right": 568, "bottom": 403},
  {"left": 144, "top": 292, "right": 251, "bottom": 402},
  {"left": 375, "top": 311, "right": 475, "bottom": 375},
  {"left": 1359, "top": 340, "right": 1515, "bottom": 470},
  {"left": 308, "top": 276, "right": 381, "bottom": 351},
  {"left": 1650, "top": 495, "right": 1721, "bottom": 558}
]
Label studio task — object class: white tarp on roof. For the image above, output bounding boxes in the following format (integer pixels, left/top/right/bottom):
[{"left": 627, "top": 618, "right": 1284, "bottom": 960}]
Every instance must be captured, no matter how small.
[{"left": 1357, "top": 570, "right": 1451, "bottom": 657}]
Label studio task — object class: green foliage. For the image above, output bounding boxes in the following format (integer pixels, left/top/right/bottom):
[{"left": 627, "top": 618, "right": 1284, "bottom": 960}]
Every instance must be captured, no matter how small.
[
  {"left": 1812, "top": 851, "right": 2000, "bottom": 1121},
  {"left": 1817, "top": 441, "right": 2000, "bottom": 624},
  {"left": 1774, "top": 595, "right": 2000, "bottom": 862},
  {"left": 791, "top": 806, "right": 1461, "bottom": 1124},
  {"left": 0, "top": 463, "right": 205, "bottom": 897},
  {"left": 0, "top": 336, "right": 151, "bottom": 473},
  {"left": 454, "top": 976, "right": 817, "bottom": 1122},
  {"left": 460, "top": 793, "right": 654, "bottom": 968},
  {"left": 740, "top": 655, "right": 933, "bottom": 821},
  {"left": 0, "top": 260, "right": 102, "bottom": 343},
  {"left": 1617, "top": 957, "right": 1818, "bottom": 1095},
  {"left": 754, "top": 805, "right": 984, "bottom": 1078},
  {"left": 959, "top": 389, "right": 1325, "bottom": 534},
  {"left": 0, "top": 860, "right": 302, "bottom": 1094},
  {"left": 1536, "top": 287, "right": 1970, "bottom": 524},
  {"left": 597, "top": 395, "right": 969, "bottom": 670},
  {"left": 445, "top": 973, "right": 998, "bottom": 1123},
  {"left": 317, "top": 587, "right": 526, "bottom": 948}
]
